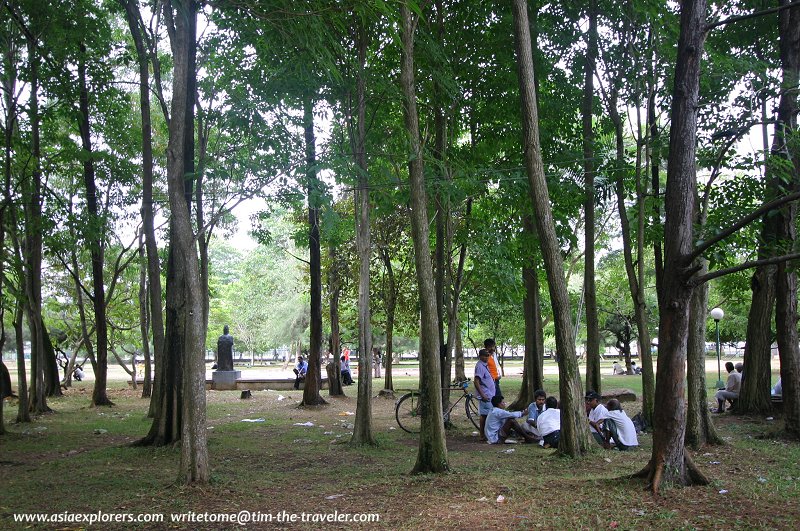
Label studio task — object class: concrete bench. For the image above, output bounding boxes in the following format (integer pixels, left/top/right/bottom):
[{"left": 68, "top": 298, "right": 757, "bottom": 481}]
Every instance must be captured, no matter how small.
[
  {"left": 600, "top": 388, "right": 637, "bottom": 403},
  {"left": 129, "top": 377, "right": 328, "bottom": 391},
  {"left": 205, "top": 378, "right": 329, "bottom": 391}
]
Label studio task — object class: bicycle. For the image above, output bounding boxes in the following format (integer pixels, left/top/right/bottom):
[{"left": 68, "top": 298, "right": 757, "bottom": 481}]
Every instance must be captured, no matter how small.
[{"left": 395, "top": 380, "right": 481, "bottom": 434}]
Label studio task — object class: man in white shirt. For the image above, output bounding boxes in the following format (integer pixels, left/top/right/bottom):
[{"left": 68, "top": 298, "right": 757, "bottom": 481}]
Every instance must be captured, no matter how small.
[
  {"left": 534, "top": 396, "right": 561, "bottom": 448},
  {"left": 714, "top": 361, "right": 742, "bottom": 413},
  {"left": 586, "top": 390, "right": 608, "bottom": 446},
  {"left": 600, "top": 399, "right": 639, "bottom": 451}
]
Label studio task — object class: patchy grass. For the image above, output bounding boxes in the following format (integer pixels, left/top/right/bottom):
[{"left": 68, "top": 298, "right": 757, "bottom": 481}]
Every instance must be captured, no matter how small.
[{"left": 1, "top": 378, "right": 798, "bottom": 530}]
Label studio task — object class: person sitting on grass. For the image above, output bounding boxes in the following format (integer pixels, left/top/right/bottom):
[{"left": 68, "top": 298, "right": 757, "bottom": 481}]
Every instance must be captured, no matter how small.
[
  {"left": 534, "top": 396, "right": 561, "bottom": 448},
  {"left": 585, "top": 390, "right": 609, "bottom": 446},
  {"left": 521, "top": 389, "right": 547, "bottom": 440},
  {"left": 485, "top": 395, "right": 538, "bottom": 444},
  {"left": 600, "top": 399, "right": 639, "bottom": 451},
  {"left": 612, "top": 361, "right": 625, "bottom": 375}
]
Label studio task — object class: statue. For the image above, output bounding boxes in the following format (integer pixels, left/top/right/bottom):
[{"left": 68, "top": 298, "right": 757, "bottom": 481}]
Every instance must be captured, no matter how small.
[{"left": 217, "top": 325, "right": 234, "bottom": 371}]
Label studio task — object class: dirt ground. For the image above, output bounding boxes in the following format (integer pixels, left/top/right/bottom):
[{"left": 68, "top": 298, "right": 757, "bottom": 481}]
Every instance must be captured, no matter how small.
[{"left": 1, "top": 377, "right": 798, "bottom": 530}]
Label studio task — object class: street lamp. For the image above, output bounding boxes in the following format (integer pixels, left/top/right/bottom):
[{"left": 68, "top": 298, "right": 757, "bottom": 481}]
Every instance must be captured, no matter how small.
[{"left": 710, "top": 307, "right": 725, "bottom": 388}]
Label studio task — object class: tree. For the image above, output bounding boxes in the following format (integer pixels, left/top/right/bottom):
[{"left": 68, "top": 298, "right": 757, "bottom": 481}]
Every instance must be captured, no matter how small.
[
  {"left": 400, "top": 2, "right": 448, "bottom": 474},
  {"left": 635, "top": 0, "right": 710, "bottom": 492},
  {"left": 582, "top": 0, "right": 601, "bottom": 395},
  {"left": 351, "top": 11, "right": 374, "bottom": 444},
  {"left": 511, "top": 0, "right": 590, "bottom": 458},
  {"left": 772, "top": 0, "right": 800, "bottom": 439}
]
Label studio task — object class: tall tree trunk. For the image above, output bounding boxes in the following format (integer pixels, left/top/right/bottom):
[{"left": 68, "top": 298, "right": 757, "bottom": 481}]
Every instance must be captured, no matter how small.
[
  {"left": 163, "top": 0, "right": 208, "bottom": 484},
  {"left": 23, "top": 38, "right": 47, "bottom": 415},
  {"left": 647, "top": 32, "right": 665, "bottom": 305},
  {"left": 352, "top": 17, "right": 374, "bottom": 444},
  {"left": 685, "top": 262, "right": 722, "bottom": 448},
  {"left": 400, "top": 3, "right": 448, "bottom": 474},
  {"left": 608, "top": 87, "right": 654, "bottom": 424},
  {"left": 302, "top": 93, "right": 326, "bottom": 407},
  {"left": 327, "top": 245, "right": 344, "bottom": 396},
  {"left": 582, "top": 0, "right": 600, "bottom": 395},
  {"left": 512, "top": 0, "right": 590, "bottom": 457},
  {"left": 78, "top": 42, "right": 111, "bottom": 407},
  {"left": 121, "top": 0, "right": 165, "bottom": 416},
  {"left": 510, "top": 215, "right": 544, "bottom": 410},
  {"left": 635, "top": 0, "right": 709, "bottom": 492},
  {"left": 774, "top": 0, "right": 800, "bottom": 439}
]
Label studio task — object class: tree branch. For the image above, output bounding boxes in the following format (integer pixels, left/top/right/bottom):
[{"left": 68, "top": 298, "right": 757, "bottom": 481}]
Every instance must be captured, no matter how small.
[
  {"left": 688, "top": 190, "right": 800, "bottom": 263},
  {"left": 705, "top": 1, "right": 800, "bottom": 32},
  {"left": 691, "top": 252, "right": 800, "bottom": 285}
]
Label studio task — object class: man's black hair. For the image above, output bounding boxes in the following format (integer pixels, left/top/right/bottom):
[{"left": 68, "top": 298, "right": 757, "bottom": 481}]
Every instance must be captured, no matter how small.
[
  {"left": 545, "top": 396, "right": 558, "bottom": 409},
  {"left": 484, "top": 338, "right": 496, "bottom": 348},
  {"left": 534, "top": 389, "right": 547, "bottom": 399},
  {"left": 725, "top": 361, "right": 735, "bottom": 372},
  {"left": 491, "top": 395, "right": 504, "bottom": 407}
]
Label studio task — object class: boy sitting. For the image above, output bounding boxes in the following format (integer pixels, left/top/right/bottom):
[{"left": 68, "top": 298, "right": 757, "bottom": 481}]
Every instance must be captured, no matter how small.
[
  {"left": 534, "top": 396, "right": 561, "bottom": 448},
  {"left": 485, "top": 395, "right": 537, "bottom": 444},
  {"left": 601, "top": 399, "right": 639, "bottom": 451}
]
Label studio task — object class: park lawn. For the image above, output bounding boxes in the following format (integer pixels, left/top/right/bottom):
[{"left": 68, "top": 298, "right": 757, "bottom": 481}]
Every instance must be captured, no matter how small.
[{"left": 0, "top": 375, "right": 797, "bottom": 530}]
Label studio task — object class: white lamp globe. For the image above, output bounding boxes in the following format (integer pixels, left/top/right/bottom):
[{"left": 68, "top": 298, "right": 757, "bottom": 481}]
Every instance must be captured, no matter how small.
[{"left": 710, "top": 307, "right": 724, "bottom": 321}]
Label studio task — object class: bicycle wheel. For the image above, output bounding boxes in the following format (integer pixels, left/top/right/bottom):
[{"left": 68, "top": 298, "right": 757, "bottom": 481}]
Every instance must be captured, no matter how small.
[
  {"left": 395, "top": 392, "right": 422, "bottom": 434},
  {"left": 465, "top": 395, "right": 480, "bottom": 430}
]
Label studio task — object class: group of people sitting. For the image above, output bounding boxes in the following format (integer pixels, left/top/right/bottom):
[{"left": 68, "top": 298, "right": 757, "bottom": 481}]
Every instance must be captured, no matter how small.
[
  {"left": 479, "top": 388, "right": 639, "bottom": 451},
  {"left": 474, "top": 342, "right": 639, "bottom": 450},
  {"left": 714, "top": 361, "right": 743, "bottom": 413}
]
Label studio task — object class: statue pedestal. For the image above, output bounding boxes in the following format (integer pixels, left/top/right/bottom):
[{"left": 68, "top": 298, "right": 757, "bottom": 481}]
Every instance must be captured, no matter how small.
[{"left": 212, "top": 370, "right": 241, "bottom": 390}]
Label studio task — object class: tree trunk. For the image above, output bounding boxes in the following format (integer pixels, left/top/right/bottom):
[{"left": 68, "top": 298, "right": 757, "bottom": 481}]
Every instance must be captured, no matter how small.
[
  {"left": 685, "top": 262, "right": 722, "bottom": 448},
  {"left": 163, "top": 0, "right": 208, "bottom": 484},
  {"left": 635, "top": 0, "right": 709, "bottom": 492},
  {"left": 400, "top": 4, "right": 448, "bottom": 474},
  {"left": 454, "top": 316, "right": 466, "bottom": 382},
  {"left": 78, "top": 42, "right": 112, "bottom": 407},
  {"left": 23, "top": 38, "right": 48, "bottom": 415},
  {"left": 582, "top": 0, "right": 601, "bottom": 395},
  {"left": 13, "top": 302, "right": 30, "bottom": 422},
  {"left": 512, "top": 0, "right": 590, "bottom": 457},
  {"left": 352, "top": 17, "right": 374, "bottom": 445},
  {"left": 382, "top": 249, "right": 396, "bottom": 392},
  {"left": 302, "top": 93, "right": 326, "bottom": 407},
  {"left": 121, "top": 0, "right": 165, "bottom": 416},
  {"left": 327, "top": 245, "right": 344, "bottom": 396},
  {"left": 510, "top": 215, "right": 544, "bottom": 410},
  {"left": 138, "top": 234, "right": 152, "bottom": 398},
  {"left": 774, "top": 0, "right": 800, "bottom": 439}
]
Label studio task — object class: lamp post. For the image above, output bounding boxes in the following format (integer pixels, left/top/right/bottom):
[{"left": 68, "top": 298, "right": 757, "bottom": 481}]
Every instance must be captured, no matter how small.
[{"left": 710, "top": 307, "right": 725, "bottom": 388}]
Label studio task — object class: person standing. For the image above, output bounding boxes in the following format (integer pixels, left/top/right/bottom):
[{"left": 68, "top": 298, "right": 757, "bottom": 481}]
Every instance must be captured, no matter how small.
[
  {"left": 474, "top": 349, "right": 495, "bottom": 442},
  {"left": 484, "top": 338, "right": 502, "bottom": 398}
]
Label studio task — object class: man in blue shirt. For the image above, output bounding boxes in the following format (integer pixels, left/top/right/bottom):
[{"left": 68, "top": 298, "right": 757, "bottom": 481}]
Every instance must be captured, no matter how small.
[
  {"left": 485, "top": 395, "right": 537, "bottom": 444},
  {"left": 474, "top": 349, "right": 495, "bottom": 442},
  {"left": 293, "top": 356, "right": 308, "bottom": 390}
]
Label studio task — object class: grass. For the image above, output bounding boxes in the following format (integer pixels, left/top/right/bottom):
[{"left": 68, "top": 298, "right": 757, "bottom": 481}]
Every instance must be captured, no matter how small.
[{"left": 1, "top": 371, "right": 798, "bottom": 530}]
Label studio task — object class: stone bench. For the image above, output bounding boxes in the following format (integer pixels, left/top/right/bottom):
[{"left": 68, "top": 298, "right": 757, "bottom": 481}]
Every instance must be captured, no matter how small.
[
  {"left": 600, "top": 388, "right": 637, "bottom": 403},
  {"left": 129, "top": 377, "right": 328, "bottom": 391},
  {"left": 206, "top": 378, "right": 329, "bottom": 391}
]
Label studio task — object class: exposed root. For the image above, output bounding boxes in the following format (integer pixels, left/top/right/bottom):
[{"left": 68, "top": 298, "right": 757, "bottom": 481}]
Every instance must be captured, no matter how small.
[{"left": 684, "top": 452, "right": 710, "bottom": 485}]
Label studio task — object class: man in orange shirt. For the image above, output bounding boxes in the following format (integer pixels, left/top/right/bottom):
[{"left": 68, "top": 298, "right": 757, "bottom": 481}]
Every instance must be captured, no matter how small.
[{"left": 485, "top": 338, "right": 502, "bottom": 398}]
